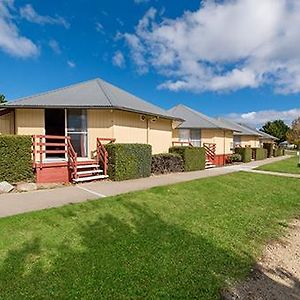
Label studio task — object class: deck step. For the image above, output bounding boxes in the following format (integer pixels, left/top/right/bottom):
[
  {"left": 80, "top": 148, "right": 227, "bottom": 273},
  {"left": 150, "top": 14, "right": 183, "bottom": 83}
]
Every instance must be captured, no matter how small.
[
  {"left": 77, "top": 169, "right": 103, "bottom": 175},
  {"left": 77, "top": 164, "right": 100, "bottom": 169},
  {"left": 73, "top": 175, "right": 108, "bottom": 183},
  {"left": 205, "top": 164, "right": 216, "bottom": 169}
]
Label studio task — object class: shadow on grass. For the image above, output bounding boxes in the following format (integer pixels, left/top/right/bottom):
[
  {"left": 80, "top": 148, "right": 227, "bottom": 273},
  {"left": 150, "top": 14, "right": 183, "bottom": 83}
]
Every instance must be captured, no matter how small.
[
  {"left": 0, "top": 203, "right": 299, "bottom": 299},
  {"left": 223, "top": 265, "right": 300, "bottom": 300}
]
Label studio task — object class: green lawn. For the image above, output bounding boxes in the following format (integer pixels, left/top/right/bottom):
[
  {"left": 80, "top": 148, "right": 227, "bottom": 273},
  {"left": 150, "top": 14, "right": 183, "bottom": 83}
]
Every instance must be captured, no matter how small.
[
  {"left": 1, "top": 172, "right": 300, "bottom": 299},
  {"left": 256, "top": 156, "right": 300, "bottom": 174}
]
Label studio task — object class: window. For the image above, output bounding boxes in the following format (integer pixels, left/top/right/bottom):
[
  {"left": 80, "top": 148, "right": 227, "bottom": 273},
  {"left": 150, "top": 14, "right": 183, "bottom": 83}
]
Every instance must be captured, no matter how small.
[
  {"left": 190, "top": 129, "right": 201, "bottom": 147},
  {"left": 178, "top": 129, "right": 201, "bottom": 147},
  {"left": 233, "top": 135, "right": 241, "bottom": 147},
  {"left": 179, "top": 129, "right": 190, "bottom": 142}
]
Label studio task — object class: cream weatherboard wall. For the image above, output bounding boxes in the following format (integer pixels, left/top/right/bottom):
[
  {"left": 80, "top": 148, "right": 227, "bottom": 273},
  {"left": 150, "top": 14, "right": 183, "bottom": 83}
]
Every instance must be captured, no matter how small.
[
  {"left": 239, "top": 135, "right": 261, "bottom": 148},
  {"left": 15, "top": 109, "right": 45, "bottom": 135},
  {"left": 88, "top": 109, "right": 173, "bottom": 156},
  {"left": 11, "top": 108, "right": 173, "bottom": 157},
  {"left": 113, "top": 110, "right": 173, "bottom": 154},
  {"left": 0, "top": 112, "right": 14, "bottom": 134},
  {"left": 201, "top": 129, "right": 233, "bottom": 155},
  {"left": 87, "top": 109, "right": 114, "bottom": 158},
  {"left": 113, "top": 110, "right": 148, "bottom": 144},
  {"left": 172, "top": 128, "right": 233, "bottom": 155},
  {"left": 148, "top": 118, "right": 173, "bottom": 154}
]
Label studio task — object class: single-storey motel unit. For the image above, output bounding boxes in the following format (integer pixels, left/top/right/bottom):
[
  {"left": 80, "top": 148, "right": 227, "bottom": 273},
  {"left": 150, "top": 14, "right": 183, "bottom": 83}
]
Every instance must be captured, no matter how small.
[
  {"left": 0, "top": 78, "right": 183, "bottom": 183},
  {"left": 217, "top": 118, "right": 278, "bottom": 148},
  {"left": 0, "top": 78, "right": 181, "bottom": 156},
  {"left": 169, "top": 105, "right": 237, "bottom": 166},
  {"left": 0, "top": 78, "right": 277, "bottom": 183}
]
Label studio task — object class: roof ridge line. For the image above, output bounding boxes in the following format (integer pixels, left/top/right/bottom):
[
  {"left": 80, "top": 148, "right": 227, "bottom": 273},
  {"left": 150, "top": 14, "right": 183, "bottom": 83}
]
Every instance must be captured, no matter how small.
[
  {"left": 7, "top": 78, "right": 99, "bottom": 104},
  {"left": 95, "top": 79, "right": 113, "bottom": 107},
  {"left": 183, "top": 104, "right": 224, "bottom": 129}
]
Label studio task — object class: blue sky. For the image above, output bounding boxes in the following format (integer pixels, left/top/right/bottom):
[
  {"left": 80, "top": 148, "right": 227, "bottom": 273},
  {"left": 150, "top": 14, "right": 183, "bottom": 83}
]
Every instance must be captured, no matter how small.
[{"left": 0, "top": 0, "right": 300, "bottom": 126}]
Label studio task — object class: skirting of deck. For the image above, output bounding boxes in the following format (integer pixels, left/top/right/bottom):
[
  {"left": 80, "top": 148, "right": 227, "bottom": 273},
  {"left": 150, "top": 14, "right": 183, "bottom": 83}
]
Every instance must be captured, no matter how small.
[
  {"left": 34, "top": 160, "right": 97, "bottom": 184},
  {"left": 214, "top": 154, "right": 230, "bottom": 166},
  {"left": 35, "top": 162, "right": 70, "bottom": 184}
]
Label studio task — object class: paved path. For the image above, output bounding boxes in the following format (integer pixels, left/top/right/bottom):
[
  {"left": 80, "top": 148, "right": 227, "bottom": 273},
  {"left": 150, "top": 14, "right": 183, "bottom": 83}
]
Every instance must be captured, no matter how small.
[{"left": 0, "top": 155, "right": 291, "bottom": 218}]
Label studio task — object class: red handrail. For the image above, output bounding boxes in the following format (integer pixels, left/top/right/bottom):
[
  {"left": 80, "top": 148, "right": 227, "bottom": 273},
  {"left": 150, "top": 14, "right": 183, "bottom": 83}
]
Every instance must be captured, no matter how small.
[
  {"left": 32, "top": 135, "right": 69, "bottom": 167},
  {"left": 96, "top": 138, "right": 115, "bottom": 176},
  {"left": 67, "top": 137, "right": 78, "bottom": 180},
  {"left": 32, "top": 135, "right": 79, "bottom": 181},
  {"left": 203, "top": 143, "right": 216, "bottom": 163}
]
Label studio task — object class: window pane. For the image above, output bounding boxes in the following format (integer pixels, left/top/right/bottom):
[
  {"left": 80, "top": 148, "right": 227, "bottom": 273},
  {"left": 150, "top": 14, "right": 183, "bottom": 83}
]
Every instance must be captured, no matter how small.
[
  {"left": 67, "top": 109, "right": 87, "bottom": 132},
  {"left": 179, "top": 129, "right": 190, "bottom": 141}
]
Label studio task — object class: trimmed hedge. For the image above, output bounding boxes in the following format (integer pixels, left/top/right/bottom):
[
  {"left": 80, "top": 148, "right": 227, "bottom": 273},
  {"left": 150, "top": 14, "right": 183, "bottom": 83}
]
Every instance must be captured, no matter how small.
[
  {"left": 105, "top": 143, "right": 152, "bottom": 181},
  {"left": 273, "top": 148, "right": 285, "bottom": 157},
  {"left": 235, "top": 147, "right": 252, "bottom": 163},
  {"left": 151, "top": 153, "right": 183, "bottom": 175},
  {"left": 0, "top": 135, "right": 34, "bottom": 183},
  {"left": 252, "top": 148, "right": 268, "bottom": 160},
  {"left": 263, "top": 143, "right": 273, "bottom": 158},
  {"left": 169, "top": 146, "right": 205, "bottom": 172}
]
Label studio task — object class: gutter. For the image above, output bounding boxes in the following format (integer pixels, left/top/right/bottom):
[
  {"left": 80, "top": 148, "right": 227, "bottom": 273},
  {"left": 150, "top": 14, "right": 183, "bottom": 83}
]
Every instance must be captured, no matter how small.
[{"left": 0, "top": 104, "right": 184, "bottom": 122}]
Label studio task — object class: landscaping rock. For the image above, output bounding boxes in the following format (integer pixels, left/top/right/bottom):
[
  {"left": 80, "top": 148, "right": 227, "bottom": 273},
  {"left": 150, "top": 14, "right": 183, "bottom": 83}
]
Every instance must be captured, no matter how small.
[
  {"left": 16, "top": 183, "right": 37, "bottom": 192},
  {"left": 0, "top": 181, "right": 14, "bottom": 193}
]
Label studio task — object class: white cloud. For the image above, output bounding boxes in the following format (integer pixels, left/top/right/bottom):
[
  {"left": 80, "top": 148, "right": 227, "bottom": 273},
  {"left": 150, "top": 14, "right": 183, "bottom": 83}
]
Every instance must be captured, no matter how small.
[
  {"left": 225, "top": 108, "right": 300, "bottom": 126},
  {"left": 67, "top": 60, "right": 76, "bottom": 68},
  {"left": 112, "top": 50, "right": 125, "bottom": 68},
  {"left": 20, "top": 4, "right": 70, "bottom": 28},
  {"left": 0, "top": 0, "right": 39, "bottom": 58},
  {"left": 95, "top": 22, "right": 104, "bottom": 33},
  {"left": 49, "top": 39, "right": 61, "bottom": 54},
  {"left": 134, "top": 0, "right": 150, "bottom": 4},
  {"left": 123, "top": 0, "right": 300, "bottom": 94}
]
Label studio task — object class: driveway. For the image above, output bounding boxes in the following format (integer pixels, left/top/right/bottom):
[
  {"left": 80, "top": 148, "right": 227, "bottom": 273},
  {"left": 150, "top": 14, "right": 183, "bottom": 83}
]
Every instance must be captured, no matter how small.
[{"left": 0, "top": 155, "right": 291, "bottom": 218}]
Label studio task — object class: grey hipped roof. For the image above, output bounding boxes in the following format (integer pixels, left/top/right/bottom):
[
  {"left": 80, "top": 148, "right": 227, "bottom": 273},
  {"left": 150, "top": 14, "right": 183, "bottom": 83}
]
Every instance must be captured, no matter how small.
[
  {"left": 217, "top": 118, "right": 262, "bottom": 136},
  {"left": 1, "top": 78, "right": 179, "bottom": 120},
  {"left": 256, "top": 130, "right": 279, "bottom": 140},
  {"left": 168, "top": 104, "right": 237, "bottom": 131}
]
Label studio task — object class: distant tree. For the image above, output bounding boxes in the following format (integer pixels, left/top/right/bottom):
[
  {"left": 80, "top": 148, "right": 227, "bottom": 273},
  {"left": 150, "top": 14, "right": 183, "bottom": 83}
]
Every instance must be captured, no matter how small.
[
  {"left": 287, "top": 117, "right": 300, "bottom": 149},
  {"left": 0, "top": 94, "right": 6, "bottom": 104},
  {"left": 261, "top": 120, "right": 290, "bottom": 143}
]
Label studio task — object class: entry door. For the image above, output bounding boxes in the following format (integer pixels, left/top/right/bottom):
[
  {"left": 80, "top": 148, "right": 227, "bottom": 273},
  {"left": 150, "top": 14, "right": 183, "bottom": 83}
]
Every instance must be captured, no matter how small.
[
  {"left": 45, "top": 109, "right": 65, "bottom": 158},
  {"left": 190, "top": 129, "right": 201, "bottom": 147},
  {"left": 67, "top": 109, "right": 88, "bottom": 157}
]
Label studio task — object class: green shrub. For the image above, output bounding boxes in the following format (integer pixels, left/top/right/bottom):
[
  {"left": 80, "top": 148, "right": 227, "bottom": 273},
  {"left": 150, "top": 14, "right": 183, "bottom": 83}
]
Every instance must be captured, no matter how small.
[
  {"left": 226, "top": 153, "right": 242, "bottom": 163},
  {"left": 0, "top": 135, "right": 34, "bottom": 183},
  {"left": 151, "top": 153, "right": 183, "bottom": 175},
  {"left": 235, "top": 147, "right": 252, "bottom": 163},
  {"left": 273, "top": 148, "right": 285, "bottom": 157},
  {"left": 169, "top": 146, "right": 205, "bottom": 172},
  {"left": 252, "top": 148, "right": 268, "bottom": 160},
  {"left": 105, "top": 144, "right": 152, "bottom": 181}
]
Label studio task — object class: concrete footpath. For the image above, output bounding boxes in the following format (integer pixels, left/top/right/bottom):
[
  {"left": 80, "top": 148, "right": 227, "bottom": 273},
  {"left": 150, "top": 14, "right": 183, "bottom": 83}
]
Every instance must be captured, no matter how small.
[{"left": 0, "top": 155, "right": 291, "bottom": 218}]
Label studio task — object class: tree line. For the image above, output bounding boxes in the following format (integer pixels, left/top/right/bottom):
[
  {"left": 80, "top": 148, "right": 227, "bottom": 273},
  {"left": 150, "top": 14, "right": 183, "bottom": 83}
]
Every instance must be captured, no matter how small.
[{"left": 261, "top": 118, "right": 300, "bottom": 149}]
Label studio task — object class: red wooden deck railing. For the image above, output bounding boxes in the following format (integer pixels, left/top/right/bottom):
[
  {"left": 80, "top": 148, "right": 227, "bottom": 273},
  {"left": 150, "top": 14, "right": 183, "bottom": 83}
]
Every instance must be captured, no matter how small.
[
  {"left": 67, "top": 137, "right": 78, "bottom": 180},
  {"left": 96, "top": 138, "right": 116, "bottom": 176},
  {"left": 203, "top": 143, "right": 216, "bottom": 163},
  {"left": 32, "top": 135, "right": 78, "bottom": 180},
  {"left": 32, "top": 135, "right": 68, "bottom": 168}
]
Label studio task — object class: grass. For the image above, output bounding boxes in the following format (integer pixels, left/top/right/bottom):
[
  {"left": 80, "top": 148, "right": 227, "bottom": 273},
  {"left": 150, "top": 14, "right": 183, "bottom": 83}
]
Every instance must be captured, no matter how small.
[
  {"left": 256, "top": 156, "right": 300, "bottom": 174},
  {"left": 0, "top": 172, "right": 300, "bottom": 299}
]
